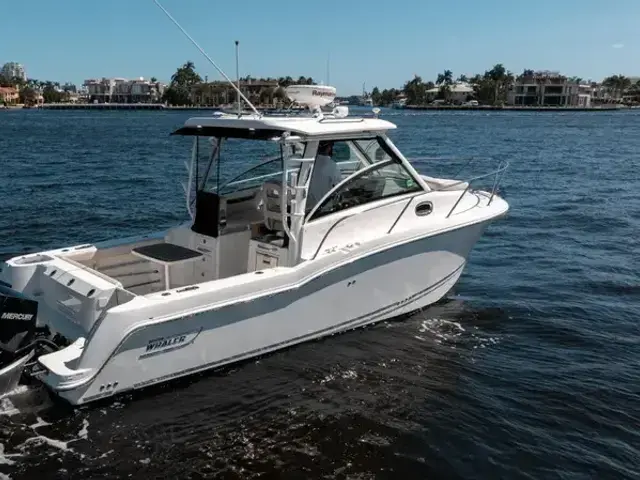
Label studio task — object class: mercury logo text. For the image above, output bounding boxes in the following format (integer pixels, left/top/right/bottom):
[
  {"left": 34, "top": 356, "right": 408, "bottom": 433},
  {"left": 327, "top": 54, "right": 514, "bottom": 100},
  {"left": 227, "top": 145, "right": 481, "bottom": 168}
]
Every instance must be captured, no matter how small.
[{"left": 1, "top": 312, "right": 34, "bottom": 321}]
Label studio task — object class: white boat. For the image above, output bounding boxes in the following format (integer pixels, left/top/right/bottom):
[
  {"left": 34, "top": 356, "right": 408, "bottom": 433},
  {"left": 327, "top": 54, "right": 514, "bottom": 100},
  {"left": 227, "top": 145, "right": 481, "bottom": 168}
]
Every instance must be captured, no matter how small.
[
  {"left": 359, "top": 82, "right": 374, "bottom": 107},
  {"left": 0, "top": 85, "right": 509, "bottom": 405},
  {"left": 391, "top": 97, "right": 407, "bottom": 109}
]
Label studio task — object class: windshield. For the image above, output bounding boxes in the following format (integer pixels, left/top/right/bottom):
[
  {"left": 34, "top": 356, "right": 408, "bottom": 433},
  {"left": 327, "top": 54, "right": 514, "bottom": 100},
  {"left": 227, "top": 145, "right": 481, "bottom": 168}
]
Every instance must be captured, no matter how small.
[
  {"left": 201, "top": 138, "right": 303, "bottom": 195},
  {"left": 194, "top": 136, "right": 394, "bottom": 197}
]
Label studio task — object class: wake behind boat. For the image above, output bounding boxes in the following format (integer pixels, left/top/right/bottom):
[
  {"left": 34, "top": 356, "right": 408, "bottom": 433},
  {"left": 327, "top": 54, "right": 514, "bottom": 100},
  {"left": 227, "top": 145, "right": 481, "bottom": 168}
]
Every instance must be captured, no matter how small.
[{"left": 0, "top": 84, "right": 508, "bottom": 406}]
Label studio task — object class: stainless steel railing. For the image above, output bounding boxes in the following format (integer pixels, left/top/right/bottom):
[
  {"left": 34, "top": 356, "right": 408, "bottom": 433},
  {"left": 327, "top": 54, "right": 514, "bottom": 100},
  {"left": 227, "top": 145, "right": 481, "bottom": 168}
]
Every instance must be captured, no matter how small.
[{"left": 312, "top": 158, "right": 509, "bottom": 254}]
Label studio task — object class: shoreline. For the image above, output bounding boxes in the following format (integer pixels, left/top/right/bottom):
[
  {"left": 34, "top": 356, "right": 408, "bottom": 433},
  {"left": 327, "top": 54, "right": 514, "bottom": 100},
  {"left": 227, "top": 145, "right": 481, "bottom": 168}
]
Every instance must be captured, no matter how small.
[
  {"left": 403, "top": 104, "right": 629, "bottom": 112},
  {"left": 9, "top": 103, "right": 301, "bottom": 112},
  {"left": 2, "top": 103, "right": 635, "bottom": 112}
]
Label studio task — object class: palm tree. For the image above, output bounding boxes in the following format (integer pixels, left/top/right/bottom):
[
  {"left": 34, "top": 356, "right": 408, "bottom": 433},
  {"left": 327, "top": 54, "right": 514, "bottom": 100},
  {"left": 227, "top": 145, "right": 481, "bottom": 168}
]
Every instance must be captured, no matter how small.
[
  {"left": 171, "top": 61, "right": 200, "bottom": 85},
  {"left": 603, "top": 75, "right": 631, "bottom": 101},
  {"left": 435, "top": 70, "right": 453, "bottom": 102},
  {"left": 436, "top": 70, "right": 453, "bottom": 86},
  {"left": 403, "top": 75, "right": 428, "bottom": 105},
  {"left": 277, "top": 76, "right": 294, "bottom": 88},
  {"left": 165, "top": 61, "right": 202, "bottom": 105},
  {"left": 486, "top": 64, "right": 508, "bottom": 104}
]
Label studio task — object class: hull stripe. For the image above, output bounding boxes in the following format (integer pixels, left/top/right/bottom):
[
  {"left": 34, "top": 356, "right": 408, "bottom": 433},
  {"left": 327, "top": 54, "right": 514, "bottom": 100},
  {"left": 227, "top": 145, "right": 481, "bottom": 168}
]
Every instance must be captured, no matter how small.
[{"left": 128, "top": 263, "right": 464, "bottom": 390}]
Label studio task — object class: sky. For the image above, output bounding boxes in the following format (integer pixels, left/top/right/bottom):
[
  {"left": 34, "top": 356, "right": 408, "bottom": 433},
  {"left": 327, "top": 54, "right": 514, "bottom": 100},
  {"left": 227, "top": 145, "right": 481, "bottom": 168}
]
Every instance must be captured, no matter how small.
[{"left": 2, "top": 0, "right": 640, "bottom": 95}]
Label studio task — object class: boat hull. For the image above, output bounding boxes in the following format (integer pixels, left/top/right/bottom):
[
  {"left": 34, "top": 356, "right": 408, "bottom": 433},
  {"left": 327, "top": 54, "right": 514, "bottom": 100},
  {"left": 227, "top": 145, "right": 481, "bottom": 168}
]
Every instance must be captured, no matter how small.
[
  {"left": 52, "top": 220, "right": 489, "bottom": 405},
  {"left": 0, "top": 351, "right": 34, "bottom": 398}
]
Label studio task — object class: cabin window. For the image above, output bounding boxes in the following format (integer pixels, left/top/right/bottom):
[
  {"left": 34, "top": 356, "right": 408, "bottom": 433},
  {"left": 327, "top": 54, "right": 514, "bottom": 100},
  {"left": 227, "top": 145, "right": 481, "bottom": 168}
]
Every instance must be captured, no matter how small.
[
  {"left": 327, "top": 137, "right": 396, "bottom": 180},
  {"left": 217, "top": 156, "right": 283, "bottom": 195},
  {"left": 353, "top": 139, "right": 393, "bottom": 164},
  {"left": 308, "top": 160, "right": 422, "bottom": 221}
]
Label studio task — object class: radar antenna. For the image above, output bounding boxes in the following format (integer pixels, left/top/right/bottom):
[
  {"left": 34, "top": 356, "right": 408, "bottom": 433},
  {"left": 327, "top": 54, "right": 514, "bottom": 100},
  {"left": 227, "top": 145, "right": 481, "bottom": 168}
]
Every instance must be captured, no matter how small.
[{"left": 152, "top": 0, "right": 261, "bottom": 116}]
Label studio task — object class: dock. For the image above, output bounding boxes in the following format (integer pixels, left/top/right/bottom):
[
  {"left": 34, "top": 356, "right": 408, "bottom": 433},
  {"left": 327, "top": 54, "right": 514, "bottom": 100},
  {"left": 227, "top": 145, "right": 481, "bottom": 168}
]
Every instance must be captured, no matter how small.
[
  {"left": 35, "top": 103, "right": 305, "bottom": 112},
  {"left": 23, "top": 103, "right": 631, "bottom": 113},
  {"left": 39, "top": 103, "right": 169, "bottom": 110}
]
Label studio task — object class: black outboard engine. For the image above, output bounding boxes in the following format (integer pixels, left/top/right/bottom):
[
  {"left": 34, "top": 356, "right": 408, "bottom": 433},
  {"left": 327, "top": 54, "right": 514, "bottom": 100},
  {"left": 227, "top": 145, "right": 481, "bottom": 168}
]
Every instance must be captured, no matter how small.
[{"left": 0, "top": 285, "right": 39, "bottom": 369}]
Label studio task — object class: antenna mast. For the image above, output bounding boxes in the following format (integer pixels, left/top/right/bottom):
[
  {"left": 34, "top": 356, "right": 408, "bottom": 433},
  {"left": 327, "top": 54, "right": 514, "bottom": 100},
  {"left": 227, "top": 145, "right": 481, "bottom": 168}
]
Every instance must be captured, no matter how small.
[
  {"left": 152, "top": 0, "right": 260, "bottom": 116},
  {"left": 326, "top": 52, "right": 330, "bottom": 85},
  {"left": 235, "top": 40, "right": 241, "bottom": 116}
]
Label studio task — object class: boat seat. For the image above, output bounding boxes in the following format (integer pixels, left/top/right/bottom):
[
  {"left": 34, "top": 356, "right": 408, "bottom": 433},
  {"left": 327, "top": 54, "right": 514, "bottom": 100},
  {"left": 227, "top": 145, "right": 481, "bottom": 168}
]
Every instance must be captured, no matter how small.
[
  {"left": 259, "top": 181, "right": 293, "bottom": 232},
  {"left": 257, "top": 181, "right": 293, "bottom": 247}
]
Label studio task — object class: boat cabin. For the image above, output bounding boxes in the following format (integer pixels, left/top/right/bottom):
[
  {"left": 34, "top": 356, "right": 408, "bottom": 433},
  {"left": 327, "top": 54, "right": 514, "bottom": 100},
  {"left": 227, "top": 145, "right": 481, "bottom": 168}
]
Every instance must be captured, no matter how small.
[
  {"left": 66, "top": 101, "right": 438, "bottom": 298},
  {"left": 168, "top": 111, "right": 428, "bottom": 272}
]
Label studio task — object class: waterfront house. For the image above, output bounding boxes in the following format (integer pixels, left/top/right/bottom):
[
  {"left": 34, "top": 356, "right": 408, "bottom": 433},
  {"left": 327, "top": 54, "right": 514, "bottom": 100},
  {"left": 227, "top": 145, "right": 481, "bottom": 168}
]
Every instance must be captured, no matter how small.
[
  {"left": 507, "top": 71, "right": 591, "bottom": 107},
  {"left": 0, "top": 87, "right": 19, "bottom": 105},
  {"left": 83, "top": 77, "right": 166, "bottom": 104},
  {"left": 425, "top": 82, "right": 474, "bottom": 103}
]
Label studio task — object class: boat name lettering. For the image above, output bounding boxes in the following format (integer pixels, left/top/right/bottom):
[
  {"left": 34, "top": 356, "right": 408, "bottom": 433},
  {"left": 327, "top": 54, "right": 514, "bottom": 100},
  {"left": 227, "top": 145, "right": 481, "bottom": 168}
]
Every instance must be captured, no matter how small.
[
  {"left": 1, "top": 312, "right": 34, "bottom": 321},
  {"left": 146, "top": 334, "right": 186, "bottom": 352},
  {"left": 324, "top": 242, "right": 361, "bottom": 255},
  {"left": 140, "top": 329, "right": 201, "bottom": 358}
]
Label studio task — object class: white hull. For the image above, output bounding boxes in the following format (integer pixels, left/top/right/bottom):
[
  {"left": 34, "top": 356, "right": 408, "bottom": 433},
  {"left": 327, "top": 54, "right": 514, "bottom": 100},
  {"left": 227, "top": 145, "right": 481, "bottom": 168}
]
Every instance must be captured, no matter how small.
[{"left": 53, "top": 220, "right": 487, "bottom": 405}]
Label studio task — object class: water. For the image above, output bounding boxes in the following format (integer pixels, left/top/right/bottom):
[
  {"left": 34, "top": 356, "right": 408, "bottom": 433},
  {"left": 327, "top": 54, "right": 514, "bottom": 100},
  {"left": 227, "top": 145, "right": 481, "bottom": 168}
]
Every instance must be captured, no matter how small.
[{"left": 0, "top": 108, "right": 638, "bottom": 479}]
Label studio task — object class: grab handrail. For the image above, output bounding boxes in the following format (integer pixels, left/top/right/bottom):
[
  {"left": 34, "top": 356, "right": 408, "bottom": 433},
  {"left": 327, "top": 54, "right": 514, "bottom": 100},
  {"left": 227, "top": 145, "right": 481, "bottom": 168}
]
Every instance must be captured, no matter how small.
[
  {"left": 312, "top": 159, "right": 510, "bottom": 247},
  {"left": 218, "top": 159, "right": 360, "bottom": 192},
  {"left": 443, "top": 160, "right": 509, "bottom": 218}
]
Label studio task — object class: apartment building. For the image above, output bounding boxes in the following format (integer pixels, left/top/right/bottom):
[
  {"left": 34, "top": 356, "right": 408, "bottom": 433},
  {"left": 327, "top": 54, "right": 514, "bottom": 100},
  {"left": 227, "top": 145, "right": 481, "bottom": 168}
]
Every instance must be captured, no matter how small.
[
  {"left": 0, "top": 62, "right": 26, "bottom": 81},
  {"left": 83, "top": 77, "right": 166, "bottom": 103},
  {"left": 507, "top": 71, "right": 591, "bottom": 107}
]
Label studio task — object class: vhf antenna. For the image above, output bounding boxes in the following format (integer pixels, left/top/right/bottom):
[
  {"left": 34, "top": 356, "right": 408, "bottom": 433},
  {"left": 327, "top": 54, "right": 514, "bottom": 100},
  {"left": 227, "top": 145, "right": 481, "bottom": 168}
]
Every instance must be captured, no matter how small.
[{"left": 152, "top": 0, "right": 261, "bottom": 116}]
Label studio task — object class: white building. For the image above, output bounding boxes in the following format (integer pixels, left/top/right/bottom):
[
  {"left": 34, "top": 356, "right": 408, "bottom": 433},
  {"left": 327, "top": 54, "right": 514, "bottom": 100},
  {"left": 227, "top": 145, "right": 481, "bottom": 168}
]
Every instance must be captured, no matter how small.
[
  {"left": 426, "top": 82, "right": 474, "bottom": 103},
  {"left": 1, "top": 62, "right": 26, "bottom": 81},
  {"left": 507, "top": 71, "right": 591, "bottom": 107},
  {"left": 83, "top": 77, "right": 166, "bottom": 103}
]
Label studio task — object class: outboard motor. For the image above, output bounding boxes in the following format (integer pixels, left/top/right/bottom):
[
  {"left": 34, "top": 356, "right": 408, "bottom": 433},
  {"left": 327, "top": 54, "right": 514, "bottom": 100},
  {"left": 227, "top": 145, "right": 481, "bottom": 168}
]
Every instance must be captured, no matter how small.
[{"left": 0, "top": 285, "right": 39, "bottom": 395}]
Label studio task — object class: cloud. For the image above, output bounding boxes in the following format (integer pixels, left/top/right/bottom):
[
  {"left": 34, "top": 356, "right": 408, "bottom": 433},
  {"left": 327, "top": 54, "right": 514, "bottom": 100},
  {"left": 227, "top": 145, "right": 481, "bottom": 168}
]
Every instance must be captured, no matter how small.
[{"left": 612, "top": 43, "right": 624, "bottom": 49}]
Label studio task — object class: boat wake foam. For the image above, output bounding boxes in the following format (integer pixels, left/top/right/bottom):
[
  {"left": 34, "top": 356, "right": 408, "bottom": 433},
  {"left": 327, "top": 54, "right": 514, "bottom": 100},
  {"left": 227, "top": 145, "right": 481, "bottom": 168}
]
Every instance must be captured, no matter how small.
[{"left": 416, "top": 317, "right": 501, "bottom": 349}]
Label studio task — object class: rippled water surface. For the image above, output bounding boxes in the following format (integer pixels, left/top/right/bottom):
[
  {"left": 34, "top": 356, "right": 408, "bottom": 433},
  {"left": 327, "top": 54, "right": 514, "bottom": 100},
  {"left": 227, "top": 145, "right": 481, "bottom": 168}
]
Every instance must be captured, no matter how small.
[{"left": 0, "top": 108, "right": 638, "bottom": 479}]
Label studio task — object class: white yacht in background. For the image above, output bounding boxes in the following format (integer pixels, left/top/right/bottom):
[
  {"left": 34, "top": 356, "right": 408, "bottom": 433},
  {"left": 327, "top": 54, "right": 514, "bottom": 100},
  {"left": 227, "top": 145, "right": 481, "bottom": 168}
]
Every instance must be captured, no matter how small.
[
  {"left": 359, "top": 82, "right": 374, "bottom": 107},
  {"left": 0, "top": 84, "right": 509, "bottom": 406},
  {"left": 392, "top": 96, "right": 407, "bottom": 109}
]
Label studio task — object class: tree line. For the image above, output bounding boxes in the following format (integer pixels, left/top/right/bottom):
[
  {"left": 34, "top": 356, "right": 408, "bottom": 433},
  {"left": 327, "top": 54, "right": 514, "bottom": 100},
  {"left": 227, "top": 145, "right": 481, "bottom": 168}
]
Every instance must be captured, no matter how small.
[
  {"left": 0, "top": 75, "right": 78, "bottom": 105},
  {"left": 5, "top": 62, "right": 639, "bottom": 107},
  {"left": 369, "top": 65, "right": 640, "bottom": 106},
  {"left": 163, "top": 61, "right": 317, "bottom": 106}
]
